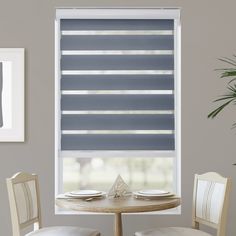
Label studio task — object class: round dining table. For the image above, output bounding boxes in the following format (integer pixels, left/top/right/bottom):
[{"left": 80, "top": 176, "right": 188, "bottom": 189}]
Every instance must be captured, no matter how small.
[{"left": 56, "top": 195, "right": 180, "bottom": 236}]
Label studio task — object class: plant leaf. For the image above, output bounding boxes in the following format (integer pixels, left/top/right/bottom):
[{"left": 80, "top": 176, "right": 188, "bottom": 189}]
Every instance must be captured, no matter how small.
[
  {"left": 215, "top": 68, "right": 236, "bottom": 71},
  {"left": 227, "top": 78, "right": 236, "bottom": 84},
  {"left": 214, "top": 96, "right": 235, "bottom": 102},
  {"left": 220, "top": 71, "right": 236, "bottom": 78},
  {"left": 208, "top": 99, "right": 234, "bottom": 119},
  {"left": 219, "top": 57, "right": 236, "bottom": 66},
  {"left": 231, "top": 122, "right": 236, "bottom": 129}
]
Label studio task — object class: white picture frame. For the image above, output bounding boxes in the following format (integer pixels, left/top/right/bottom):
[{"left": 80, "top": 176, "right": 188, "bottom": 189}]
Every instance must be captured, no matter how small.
[{"left": 0, "top": 48, "right": 24, "bottom": 142}]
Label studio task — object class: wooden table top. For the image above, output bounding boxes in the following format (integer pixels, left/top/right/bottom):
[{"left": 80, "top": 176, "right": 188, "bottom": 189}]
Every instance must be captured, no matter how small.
[{"left": 56, "top": 196, "right": 181, "bottom": 214}]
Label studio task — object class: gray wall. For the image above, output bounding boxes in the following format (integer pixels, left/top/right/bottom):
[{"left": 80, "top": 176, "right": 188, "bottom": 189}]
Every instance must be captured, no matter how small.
[{"left": 0, "top": 0, "right": 236, "bottom": 235}]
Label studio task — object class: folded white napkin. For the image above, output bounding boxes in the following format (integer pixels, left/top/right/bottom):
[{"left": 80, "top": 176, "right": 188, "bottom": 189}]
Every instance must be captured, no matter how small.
[{"left": 107, "top": 175, "right": 130, "bottom": 198}]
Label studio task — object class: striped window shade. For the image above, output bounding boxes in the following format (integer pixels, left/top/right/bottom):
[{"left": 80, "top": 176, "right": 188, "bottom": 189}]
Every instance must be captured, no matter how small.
[{"left": 58, "top": 15, "right": 179, "bottom": 152}]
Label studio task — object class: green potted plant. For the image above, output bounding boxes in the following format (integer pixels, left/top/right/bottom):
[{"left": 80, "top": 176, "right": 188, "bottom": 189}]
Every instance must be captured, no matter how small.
[
  {"left": 208, "top": 56, "right": 236, "bottom": 128},
  {"left": 208, "top": 56, "right": 236, "bottom": 165}
]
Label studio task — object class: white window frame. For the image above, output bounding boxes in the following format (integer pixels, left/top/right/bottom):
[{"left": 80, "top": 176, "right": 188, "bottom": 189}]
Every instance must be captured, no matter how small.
[{"left": 55, "top": 8, "right": 181, "bottom": 214}]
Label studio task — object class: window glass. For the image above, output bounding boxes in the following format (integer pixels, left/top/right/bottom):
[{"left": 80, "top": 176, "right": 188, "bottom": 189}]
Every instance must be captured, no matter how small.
[{"left": 63, "top": 157, "right": 173, "bottom": 192}]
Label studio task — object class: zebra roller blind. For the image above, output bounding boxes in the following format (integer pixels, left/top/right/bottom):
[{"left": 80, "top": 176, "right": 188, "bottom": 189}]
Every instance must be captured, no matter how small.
[{"left": 59, "top": 17, "right": 176, "bottom": 151}]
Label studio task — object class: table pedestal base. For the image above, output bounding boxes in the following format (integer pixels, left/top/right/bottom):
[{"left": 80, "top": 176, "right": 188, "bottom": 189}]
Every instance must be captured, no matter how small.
[{"left": 114, "top": 213, "right": 122, "bottom": 236}]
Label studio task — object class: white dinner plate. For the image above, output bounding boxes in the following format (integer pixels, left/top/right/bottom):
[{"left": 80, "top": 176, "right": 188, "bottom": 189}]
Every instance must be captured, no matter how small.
[
  {"left": 65, "top": 191, "right": 106, "bottom": 199},
  {"left": 133, "top": 191, "right": 174, "bottom": 198},
  {"left": 70, "top": 190, "right": 102, "bottom": 196},
  {"left": 138, "top": 189, "right": 169, "bottom": 196}
]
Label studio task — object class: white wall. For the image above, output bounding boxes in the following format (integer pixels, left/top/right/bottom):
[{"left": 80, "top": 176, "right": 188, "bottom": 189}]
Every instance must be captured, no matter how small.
[{"left": 0, "top": 1, "right": 236, "bottom": 235}]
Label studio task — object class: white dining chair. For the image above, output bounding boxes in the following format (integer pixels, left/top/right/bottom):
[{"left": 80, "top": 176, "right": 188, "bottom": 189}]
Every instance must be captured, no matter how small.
[
  {"left": 135, "top": 172, "right": 232, "bottom": 236},
  {"left": 6, "top": 172, "right": 100, "bottom": 236}
]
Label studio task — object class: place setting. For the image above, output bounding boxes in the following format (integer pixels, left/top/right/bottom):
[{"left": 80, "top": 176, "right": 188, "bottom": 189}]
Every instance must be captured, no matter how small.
[
  {"left": 132, "top": 189, "right": 176, "bottom": 200},
  {"left": 57, "top": 189, "right": 107, "bottom": 201}
]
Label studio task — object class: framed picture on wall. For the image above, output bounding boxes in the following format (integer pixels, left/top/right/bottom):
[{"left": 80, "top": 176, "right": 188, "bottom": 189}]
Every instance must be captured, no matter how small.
[{"left": 0, "top": 48, "right": 24, "bottom": 142}]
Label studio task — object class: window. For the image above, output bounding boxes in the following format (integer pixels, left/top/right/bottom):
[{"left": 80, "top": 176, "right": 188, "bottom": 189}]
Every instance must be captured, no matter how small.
[{"left": 55, "top": 8, "right": 181, "bottom": 205}]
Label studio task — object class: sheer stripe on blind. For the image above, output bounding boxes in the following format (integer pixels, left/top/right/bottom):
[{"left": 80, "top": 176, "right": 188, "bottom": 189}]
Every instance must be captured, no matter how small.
[{"left": 60, "top": 19, "right": 175, "bottom": 151}]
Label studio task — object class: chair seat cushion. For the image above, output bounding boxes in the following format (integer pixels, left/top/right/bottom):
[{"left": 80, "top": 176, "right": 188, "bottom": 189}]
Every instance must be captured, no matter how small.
[
  {"left": 135, "top": 227, "right": 212, "bottom": 236},
  {"left": 26, "top": 226, "right": 100, "bottom": 236}
]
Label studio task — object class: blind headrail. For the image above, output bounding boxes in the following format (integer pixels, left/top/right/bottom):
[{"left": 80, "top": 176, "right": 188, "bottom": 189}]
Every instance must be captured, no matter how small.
[{"left": 56, "top": 8, "right": 181, "bottom": 20}]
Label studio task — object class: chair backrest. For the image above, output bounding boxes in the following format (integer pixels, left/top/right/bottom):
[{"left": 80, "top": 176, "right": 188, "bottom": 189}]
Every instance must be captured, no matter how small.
[
  {"left": 6, "top": 172, "right": 42, "bottom": 236},
  {"left": 192, "top": 172, "right": 231, "bottom": 236}
]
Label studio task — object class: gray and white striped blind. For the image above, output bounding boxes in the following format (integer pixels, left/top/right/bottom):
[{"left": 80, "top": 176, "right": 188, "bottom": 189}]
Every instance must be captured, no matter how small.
[{"left": 60, "top": 19, "right": 175, "bottom": 151}]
